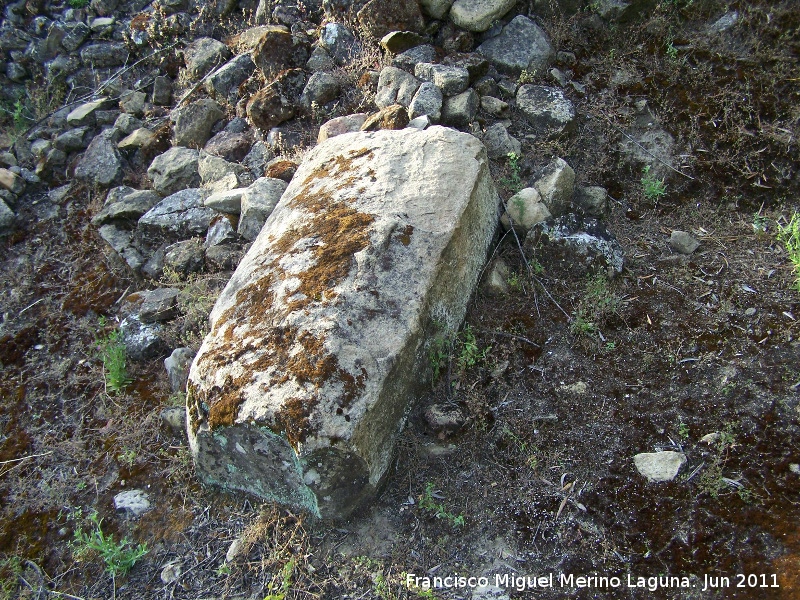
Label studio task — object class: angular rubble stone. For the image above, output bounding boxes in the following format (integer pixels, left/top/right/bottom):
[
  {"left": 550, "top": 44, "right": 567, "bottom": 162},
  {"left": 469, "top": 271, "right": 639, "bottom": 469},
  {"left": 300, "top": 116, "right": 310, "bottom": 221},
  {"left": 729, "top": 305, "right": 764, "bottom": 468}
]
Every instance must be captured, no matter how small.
[
  {"left": 450, "top": 0, "right": 517, "bottom": 32},
  {"left": 118, "top": 128, "right": 157, "bottom": 151},
  {"left": 265, "top": 158, "right": 297, "bottom": 182},
  {"left": 114, "top": 489, "right": 152, "bottom": 516},
  {"left": 92, "top": 189, "right": 161, "bottom": 225},
  {"left": 172, "top": 99, "right": 225, "bottom": 148},
  {"left": 246, "top": 70, "right": 306, "bottom": 132},
  {"left": 205, "top": 243, "right": 245, "bottom": 271},
  {"left": 186, "top": 126, "right": 499, "bottom": 519},
  {"left": 424, "top": 403, "right": 466, "bottom": 436},
  {"left": 525, "top": 214, "right": 624, "bottom": 276},
  {"left": 299, "top": 71, "right": 340, "bottom": 109},
  {"left": 205, "top": 188, "right": 245, "bottom": 214},
  {"left": 477, "top": 15, "right": 554, "bottom": 75},
  {"left": 66, "top": 98, "right": 109, "bottom": 127},
  {"left": 319, "top": 23, "right": 359, "bottom": 65},
  {"left": 441, "top": 89, "right": 479, "bottom": 127},
  {"left": 237, "top": 176, "right": 287, "bottom": 240},
  {"left": 135, "top": 287, "right": 181, "bottom": 323},
  {"left": 634, "top": 451, "right": 686, "bottom": 483},
  {"left": 375, "top": 66, "right": 420, "bottom": 109},
  {"left": 204, "top": 130, "right": 253, "bottom": 163},
  {"left": 204, "top": 54, "right": 255, "bottom": 103},
  {"left": 414, "top": 63, "right": 469, "bottom": 96},
  {"left": 147, "top": 147, "right": 201, "bottom": 196},
  {"left": 251, "top": 27, "right": 308, "bottom": 81},
  {"left": 138, "top": 188, "right": 215, "bottom": 240},
  {"left": 114, "top": 114, "right": 144, "bottom": 136},
  {"left": 152, "top": 75, "right": 173, "bottom": 105},
  {"left": 0, "top": 168, "right": 25, "bottom": 195},
  {"left": 80, "top": 41, "right": 128, "bottom": 67},
  {"left": 516, "top": 84, "right": 576, "bottom": 137},
  {"left": 306, "top": 46, "right": 336, "bottom": 72},
  {"left": 380, "top": 31, "right": 426, "bottom": 55},
  {"left": 670, "top": 230, "right": 700, "bottom": 255},
  {"left": 199, "top": 152, "right": 253, "bottom": 191},
  {"left": 480, "top": 96, "right": 509, "bottom": 118},
  {"left": 533, "top": 157, "right": 574, "bottom": 217},
  {"left": 185, "top": 37, "right": 231, "bottom": 80},
  {"left": 119, "top": 90, "right": 147, "bottom": 117},
  {"left": 484, "top": 256, "right": 510, "bottom": 294},
  {"left": 357, "top": 0, "right": 425, "bottom": 39},
  {"left": 708, "top": 10, "right": 738, "bottom": 34},
  {"left": 361, "top": 104, "right": 410, "bottom": 131},
  {"left": 408, "top": 82, "right": 443, "bottom": 123},
  {"left": 392, "top": 44, "right": 437, "bottom": 71},
  {"left": 75, "top": 131, "right": 124, "bottom": 188},
  {"left": 420, "top": 0, "right": 455, "bottom": 19},
  {"left": 574, "top": 186, "right": 608, "bottom": 217},
  {"left": 318, "top": 113, "right": 369, "bottom": 143},
  {"left": 161, "top": 406, "right": 188, "bottom": 437},
  {"left": 165, "top": 347, "right": 196, "bottom": 393},
  {"left": 205, "top": 214, "right": 238, "bottom": 247},
  {"left": 164, "top": 238, "right": 205, "bottom": 276},
  {"left": 0, "top": 200, "right": 15, "bottom": 235},
  {"left": 98, "top": 224, "right": 145, "bottom": 271},
  {"left": 504, "top": 187, "right": 551, "bottom": 229},
  {"left": 243, "top": 141, "right": 274, "bottom": 177}
]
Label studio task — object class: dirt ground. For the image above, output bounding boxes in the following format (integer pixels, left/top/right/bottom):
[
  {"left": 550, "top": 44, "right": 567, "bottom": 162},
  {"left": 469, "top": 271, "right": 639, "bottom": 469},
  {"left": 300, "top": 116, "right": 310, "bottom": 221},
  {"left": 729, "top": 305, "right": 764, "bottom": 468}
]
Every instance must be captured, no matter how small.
[{"left": 1, "top": 0, "right": 799, "bottom": 599}]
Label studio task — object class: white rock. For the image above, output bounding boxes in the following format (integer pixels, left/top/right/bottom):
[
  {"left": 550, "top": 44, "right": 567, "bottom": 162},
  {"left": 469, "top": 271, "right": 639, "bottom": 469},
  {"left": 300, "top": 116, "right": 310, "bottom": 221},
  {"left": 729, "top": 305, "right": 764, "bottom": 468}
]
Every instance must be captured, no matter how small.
[
  {"left": 113, "top": 489, "right": 152, "bottom": 516},
  {"left": 634, "top": 451, "right": 686, "bottom": 483},
  {"left": 450, "top": 0, "right": 517, "bottom": 32},
  {"left": 504, "top": 187, "right": 550, "bottom": 229}
]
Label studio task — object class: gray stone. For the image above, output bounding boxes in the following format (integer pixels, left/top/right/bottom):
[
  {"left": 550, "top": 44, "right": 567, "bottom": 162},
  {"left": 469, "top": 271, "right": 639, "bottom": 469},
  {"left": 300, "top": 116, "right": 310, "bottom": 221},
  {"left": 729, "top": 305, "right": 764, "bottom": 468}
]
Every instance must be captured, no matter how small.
[
  {"left": 172, "top": 99, "right": 225, "bottom": 149},
  {"left": 186, "top": 126, "right": 499, "bottom": 519},
  {"left": 479, "top": 95, "right": 509, "bottom": 117},
  {"left": 533, "top": 157, "right": 574, "bottom": 217},
  {"left": 138, "top": 188, "right": 216, "bottom": 239},
  {"left": 92, "top": 189, "right": 160, "bottom": 225},
  {"left": 484, "top": 257, "right": 509, "bottom": 294},
  {"left": 408, "top": 82, "right": 443, "bottom": 123},
  {"left": 306, "top": 46, "right": 336, "bottom": 72},
  {"left": 237, "top": 176, "right": 287, "bottom": 240},
  {"left": 450, "top": 0, "right": 517, "bottom": 32},
  {"left": 708, "top": 11, "right": 738, "bottom": 34},
  {"left": 205, "top": 130, "right": 253, "bottom": 162},
  {"left": 420, "top": 0, "right": 454, "bottom": 19},
  {"left": 503, "top": 187, "right": 551, "bottom": 229},
  {"left": 670, "top": 230, "right": 700, "bottom": 255},
  {"left": 423, "top": 403, "right": 467, "bottom": 436},
  {"left": 441, "top": 88, "right": 479, "bottom": 127},
  {"left": 0, "top": 200, "right": 15, "bottom": 235},
  {"left": 199, "top": 152, "right": 253, "bottom": 191},
  {"left": 66, "top": 99, "right": 109, "bottom": 127},
  {"left": 0, "top": 168, "right": 25, "bottom": 195},
  {"left": 147, "top": 147, "right": 201, "bottom": 196},
  {"left": 574, "top": 186, "right": 608, "bottom": 217},
  {"left": 634, "top": 451, "right": 686, "bottom": 483},
  {"left": 89, "top": 17, "right": 115, "bottom": 32},
  {"left": 242, "top": 141, "right": 273, "bottom": 177},
  {"left": 205, "top": 243, "right": 245, "bottom": 271},
  {"left": 205, "top": 188, "right": 245, "bottom": 214},
  {"left": 119, "top": 90, "right": 146, "bottom": 117},
  {"left": 164, "top": 238, "right": 205, "bottom": 276},
  {"left": 185, "top": 37, "right": 231, "bottom": 80},
  {"left": 250, "top": 27, "right": 308, "bottom": 81},
  {"left": 152, "top": 76, "right": 173, "bottom": 106},
  {"left": 477, "top": 15, "right": 554, "bottom": 76},
  {"left": 160, "top": 406, "right": 188, "bottom": 437},
  {"left": 516, "top": 84, "right": 576, "bottom": 137},
  {"left": 205, "top": 214, "right": 238, "bottom": 247},
  {"left": 300, "top": 71, "right": 340, "bottom": 109},
  {"left": 98, "top": 224, "right": 145, "bottom": 270},
  {"left": 392, "top": 44, "right": 436, "bottom": 71},
  {"left": 6, "top": 61, "right": 26, "bottom": 82},
  {"left": 113, "top": 113, "right": 144, "bottom": 136},
  {"left": 138, "top": 287, "right": 180, "bottom": 323},
  {"left": 205, "top": 54, "right": 255, "bottom": 103},
  {"left": 481, "top": 123, "right": 521, "bottom": 160},
  {"left": 375, "top": 66, "right": 420, "bottom": 109},
  {"left": 319, "top": 23, "right": 359, "bottom": 65},
  {"left": 549, "top": 67, "right": 568, "bottom": 87},
  {"left": 118, "top": 128, "right": 157, "bottom": 151},
  {"left": 246, "top": 75, "right": 301, "bottom": 132},
  {"left": 525, "top": 214, "right": 624, "bottom": 276},
  {"left": 75, "top": 131, "right": 124, "bottom": 188},
  {"left": 114, "top": 489, "right": 152, "bottom": 516},
  {"left": 318, "top": 113, "right": 369, "bottom": 143},
  {"left": 407, "top": 115, "right": 431, "bottom": 129},
  {"left": 414, "top": 62, "right": 470, "bottom": 96},
  {"left": 80, "top": 41, "right": 129, "bottom": 68},
  {"left": 380, "top": 31, "right": 426, "bottom": 55}
]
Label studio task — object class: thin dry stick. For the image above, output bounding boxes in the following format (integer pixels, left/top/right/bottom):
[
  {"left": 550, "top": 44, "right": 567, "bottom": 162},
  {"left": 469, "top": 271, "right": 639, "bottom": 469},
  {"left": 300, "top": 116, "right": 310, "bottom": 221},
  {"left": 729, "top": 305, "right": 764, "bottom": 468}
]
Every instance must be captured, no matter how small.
[
  {"left": 0, "top": 450, "right": 53, "bottom": 466},
  {"left": 479, "top": 329, "right": 540, "bottom": 348}
]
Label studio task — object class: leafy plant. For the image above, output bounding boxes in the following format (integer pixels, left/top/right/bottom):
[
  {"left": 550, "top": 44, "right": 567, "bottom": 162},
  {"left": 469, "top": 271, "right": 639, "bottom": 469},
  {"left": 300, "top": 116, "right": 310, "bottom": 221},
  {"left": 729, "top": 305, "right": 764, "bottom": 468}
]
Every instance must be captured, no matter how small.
[
  {"left": 68, "top": 0, "right": 90, "bottom": 7},
  {"left": 570, "top": 274, "right": 623, "bottom": 340},
  {"left": 95, "top": 318, "right": 132, "bottom": 394},
  {"left": 72, "top": 512, "right": 148, "bottom": 576},
  {"left": 419, "top": 483, "right": 465, "bottom": 527},
  {"left": 517, "top": 69, "right": 537, "bottom": 85},
  {"left": 500, "top": 151, "right": 523, "bottom": 193},
  {"left": 666, "top": 39, "right": 679, "bottom": 60},
  {"left": 456, "top": 324, "right": 490, "bottom": 371},
  {"left": 428, "top": 335, "right": 451, "bottom": 381},
  {"left": 0, "top": 556, "right": 22, "bottom": 600},
  {"left": 263, "top": 557, "right": 295, "bottom": 600},
  {"left": 641, "top": 165, "right": 667, "bottom": 200},
  {"left": 777, "top": 211, "right": 800, "bottom": 292}
]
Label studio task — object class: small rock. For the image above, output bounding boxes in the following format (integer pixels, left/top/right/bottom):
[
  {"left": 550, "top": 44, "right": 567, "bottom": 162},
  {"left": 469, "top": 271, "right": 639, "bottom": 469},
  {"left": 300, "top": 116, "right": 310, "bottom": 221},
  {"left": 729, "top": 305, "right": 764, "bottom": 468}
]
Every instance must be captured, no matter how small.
[
  {"left": 574, "top": 186, "right": 608, "bottom": 217},
  {"left": 66, "top": 98, "right": 109, "bottom": 128},
  {"left": 246, "top": 74, "right": 301, "bottom": 132},
  {"left": 361, "top": 104, "right": 410, "bottom": 131},
  {"left": 114, "top": 489, "right": 152, "bottom": 517},
  {"left": 408, "top": 82, "right": 443, "bottom": 123},
  {"left": 172, "top": 99, "right": 225, "bottom": 148},
  {"left": 264, "top": 158, "right": 297, "bottom": 182},
  {"left": 414, "top": 62, "right": 470, "bottom": 96},
  {"left": 120, "top": 315, "right": 166, "bottom": 360},
  {"left": 299, "top": 71, "right": 340, "bottom": 109},
  {"left": 533, "top": 157, "right": 575, "bottom": 217},
  {"left": 317, "top": 113, "right": 369, "bottom": 143},
  {"left": 406, "top": 115, "right": 431, "bottom": 129},
  {"left": 147, "top": 147, "right": 201, "bottom": 196},
  {"left": 138, "top": 288, "right": 180, "bottom": 323},
  {"left": 199, "top": 152, "right": 253, "bottom": 190},
  {"left": 669, "top": 230, "right": 700, "bottom": 255},
  {"left": 392, "top": 44, "right": 437, "bottom": 71},
  {"left": 205, "top": 244, "right": 244, "bottom": 271},
  {"left": 152, "top": 76, "right": 173, "bottom": 106},
  {"left": 205, "top": 54, "right": 255, "bottom": 104},
  {"left": 441, "top": 89, "right": 479, "bottom": 128},
  {"left": 98, "top": 224, "right": 145, "bottom": 271},
  {"left": 357, "top": 0, "right": 425, "bottom": 40},
  {"left": 164, "top": 238, "right": 205, "bottom": 276},
  {"left": 118, "top": 128, "right": 157, "bottom": 151},
  {"left": 0, "top": 200, "right": 15, "bottom": 235},
  {"left": 119, "top": 90, "right": 146, "bottom": 117},
  {"left": 160, "top": 561, "right": 182, "bottom": 585},
  {"left": 633, "top": 451, "right": 686, "bottom": 483},
  {"left": 790, "top": 463, "right": 800, "bottom": 476},
  {"left": 482, "top": 123, "right": 521, "bottom": 160},
  {"left": 516, "top": 85, "right": 576, "bottom": 137},
  {"left": 114, "top": 114, "right": 144, "bottom": 136},
  {"left": 225, "top": 537, "right": 246, "bottom": 563},
  {"left": 164, "top": 347, "right": 196, "bottom": 393},
  {"left": 484, "top": 257, "right": 509, "bottom": 294},
  {"left": 205, "top": 188, "right": 245, "bottom": 214},
  {"left": 375, "top": 66, "right": 420, "bottom": 109},
  {"left": 0, "top": 168, "right": 25, "bottom": 195},
  {"left": 477, "top": 15, "right": 554, "bottom": 75},
  {"left": 306, "top": 46, "right": 336, "bottom": 72},
  {"left": 700, "top": 432, "right": 720, "bottom": 444},
  {"left": 503, "top": 187, "right": 551, "bottom": 229},
  {"left": 205, "top": 214, "right": 238, "bottom": 248},
  {"left": 480, "top": 96, "right": 509, "bottom": 118},
  {"left": 319, "top": 22, "right": 359, "bottom": 65},
  {"left": 242, "top": 141, "right": 274, "bottom": 177},
  {"left": 238, "top": 177, "right": 287, "bottom": 240},
  {"left": 204, "top": 130, "right": 253, "bottom": 162},
  {"left": 708, "top": 11, "right": 738, "bottom": 34},
  {"left": 380, "top": 31, "right": 426, "bottom": 55},
  {"left": 744, "top": 307, "right": 757, "bottom": 317},
  {"left": 424, "top": 403, "right": 467, "bottom": 437},
  {"left": 185, "top": 37, "right": 231, "bottom": 80},
  {"left": 92, "top": 189, "right": 160, "bottom": 225},
  {"left": 420, "top": 0, "right": 454, "bottom": 19},
  {"left": 450, "top": 0, "right": 517, "bottom": 32},
  {"left": 138, "top": 188, "right": 216, "bottom": 241},
  {"left": 80, "top": 41, "right": 129, "bottom": 68},
  {"left": 560, "top": 381, "right": 588, "bottom": 395},
  {"left": 75, "top": 131, "right": 124, "bottom": 188}
]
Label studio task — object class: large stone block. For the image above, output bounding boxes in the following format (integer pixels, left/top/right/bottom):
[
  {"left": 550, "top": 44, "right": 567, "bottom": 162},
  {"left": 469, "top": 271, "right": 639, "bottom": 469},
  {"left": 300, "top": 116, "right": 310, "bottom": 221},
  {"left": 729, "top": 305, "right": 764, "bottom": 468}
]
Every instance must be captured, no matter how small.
[{"left": 187, "top": 126, "right": 499, "bottom": 519}]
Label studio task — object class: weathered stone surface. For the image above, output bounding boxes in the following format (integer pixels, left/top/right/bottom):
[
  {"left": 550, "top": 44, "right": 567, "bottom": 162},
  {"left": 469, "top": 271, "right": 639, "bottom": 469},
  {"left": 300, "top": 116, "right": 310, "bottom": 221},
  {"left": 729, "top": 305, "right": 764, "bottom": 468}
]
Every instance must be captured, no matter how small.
[
  {"left": 114, "top": 113, "right": 144, "bottom": 136},
  {"left": 574, "top": 185, "right": 608, "bottom": 217},
  {"left": 306, "top": 46, "right": 336, "bottom": 72},
  {"left": 441, "top": 88, "right": 479, "bottom": 127},
  {"left": 205, "top": 214, "right": 238, "bottom": 247},
  {"left": 450, "top": 0, "right": 516, "bottom": 32},
  {"left": 137, "top": 287, "right": 180, "bottom": 323},
  {"left": 67, "top": 99, "right": 110, "bottom": 128},
  {"left": 172, "top": 99, "right": 225, "bottom": 148},
  {"left": 152, "top": 75, "right": 173, "bottom": 105},
  {"left": 299, "top": 71, "right": 340, "bottom": 109},
  {"left": 477, "top": 15, "right": 554, "bottom": 75},
  {"left": 0, "top": 168, "right": 25, "bottom": 195},
  {"left": 204, "top": 130, "right": 253, "bottom": 162},
  {"left": 185, "top": 37, "right": 231, "bottom": 80},
  {"left": 375, "top": 66, "right": 420, "bottom": 109},
  {"left": 361, "top": 104, "right": 409, "bottom": 131},
  {"left": 380, "top": 31, "right": 426, "bottom": 55},
  {"left": 246, "top": 70, "right": 306, "bottom": 132},
  {"left": 357, "top": 0, "right": 425, "bottom": 39},
  {"left": 92, "top": 189, "right": 160, "bottom": 225},
  {"left": 199, "top": 152, "right": 253, "bottom": 191},
  {"left": 164, "top": 238, "right": 205, "bottom": 276},
  {"left": 251, "top": 27, "right": 308, "bottom": 81},
  {"left": 80, "top": 41, "right": 129, "bottom": 67},
  {"left": 318, "top": 113, "right": 369, "bottom": 143},
  {"left": 392, "top": 44, "right": 437, "bottom": 71},
  {"left": 98, "top": 224, "right": 145, "bottom": 270},
  {"left": 204, "top": 54, "right": 254, "bottom": 104},
  {"left": 187, "top": 126, "right": 499, "bottom": 519},
  {"left": 238, "top": 177, "right": 287, "bottom": 240},
  {"left": 420, "top": 0, "right": 454, "bottom": 19},
  {"left": 670, "top": 230, "right": 700, "bottom": 255},
  {"left": 408, "top": 82, "right": 443, "bottom": 123},
  {"left": 319, "top": 23, "right": 359, "bottom": 65},
  {"left": 165, "top": 347, "right": 196, "bottom": 393},
  {"left": 138, "top": 188, "right": 215, "bottom": 240},
  {"left": 118, "top": 128, "right": 157, "bottom": 151},
  {"left": 119, "top": 91, "right": 147, "bottom": 117},
  {"left": 114, "top": 489, "right": 152, "bottom": 516},
  {"left": 480, "top": 95, "right": 509, "bottom": 118},
  {"left": 120, "top": 314, "right": 166, "bottom": 360},
  {"left": 503, "top": 187, "right": 551, "bottom": 230},
  {"left": 205, "top": 188, "right": 245, "bottom": 214},
  {"left": 0, "top": 200, "right": 16, "bottom": 236},
  {"left": 634, "top": 451, "right": 686, "bottom": 482},
  {"left": 533, "top": 157, "right": 574, "bottom": 217},
  {"left": 516, "top": 84, "right": 576, "bottom": 137},
  {"left": 414, "top": 63, "right": 470, "bottom": 96},
  {"left": 75, "top": 131, "right": 124, "bottom": 188},
  {"left": 148, "top": 147, "right": 201, "bottom": 196}
]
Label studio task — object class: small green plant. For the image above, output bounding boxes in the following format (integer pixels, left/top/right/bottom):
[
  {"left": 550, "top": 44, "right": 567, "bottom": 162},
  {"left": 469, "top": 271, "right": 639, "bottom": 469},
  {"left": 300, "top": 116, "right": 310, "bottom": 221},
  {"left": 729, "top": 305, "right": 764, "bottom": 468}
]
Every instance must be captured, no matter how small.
[
  {"left": 570, "top": 274, "right": 623, "bottom": 341},
  {"left": 641, "top": 166, "right": 667, "bottom": 200},
  {"left": 666, "top": 39, "right": 679, "bottom": 60},
  {"left": 677, "top": 419, "right": 690, "bottom": 440},
  {"left": 507, "top": 271, "right": 522, "bottom": 292},
  {"left": 0, "top": 556, "right": 22, "bottom": 600},
  {"left": 428, "top": 335, "right": 451, "bottom": 381},
  {"left": 96, "top": 318, "right": 132, "bottom": 394},
  {"left": 518, "top": 69, "right": 537, "bottom": 85},
  {"left": 753, "top": 212, "right": 769, "bottom": 233},
  {"left": 72, "top": 512, "right": 148, "bottom": 576},
  {"left": 419, "top": 483, "right": 465, "bottom": 527},
  {"left": 118, "top": 448, "right": 136, "bottom": 467},
  {"left": 263, "top": 557, "right": 295, "bottom": 600},
  {"left": 777, "top": 211, "right": 800, "bottom": 292},
  {"left": 500, "top": 151, "right": 523, "bottom": 193},
  {"left": 456, "top": 324, "right": 490, "bottom": 371},
  {"left": 68, "top": 0, "right": 90, "bottom": 7}
]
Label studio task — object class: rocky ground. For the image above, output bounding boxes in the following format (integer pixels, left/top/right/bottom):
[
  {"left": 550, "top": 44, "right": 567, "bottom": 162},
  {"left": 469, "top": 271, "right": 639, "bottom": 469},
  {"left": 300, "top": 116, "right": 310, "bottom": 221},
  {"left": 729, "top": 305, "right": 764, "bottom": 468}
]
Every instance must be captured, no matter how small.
[{"left": 0, "top": 0, "right": 798, "bottom": 598}]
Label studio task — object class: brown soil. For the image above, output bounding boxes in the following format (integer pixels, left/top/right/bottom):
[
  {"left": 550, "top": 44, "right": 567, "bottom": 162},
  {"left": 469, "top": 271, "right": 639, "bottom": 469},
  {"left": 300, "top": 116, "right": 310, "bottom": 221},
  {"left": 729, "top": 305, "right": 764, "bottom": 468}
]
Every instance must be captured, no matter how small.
[{"left": 0, "top": 1, "right": 798, "bottom": 599}]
